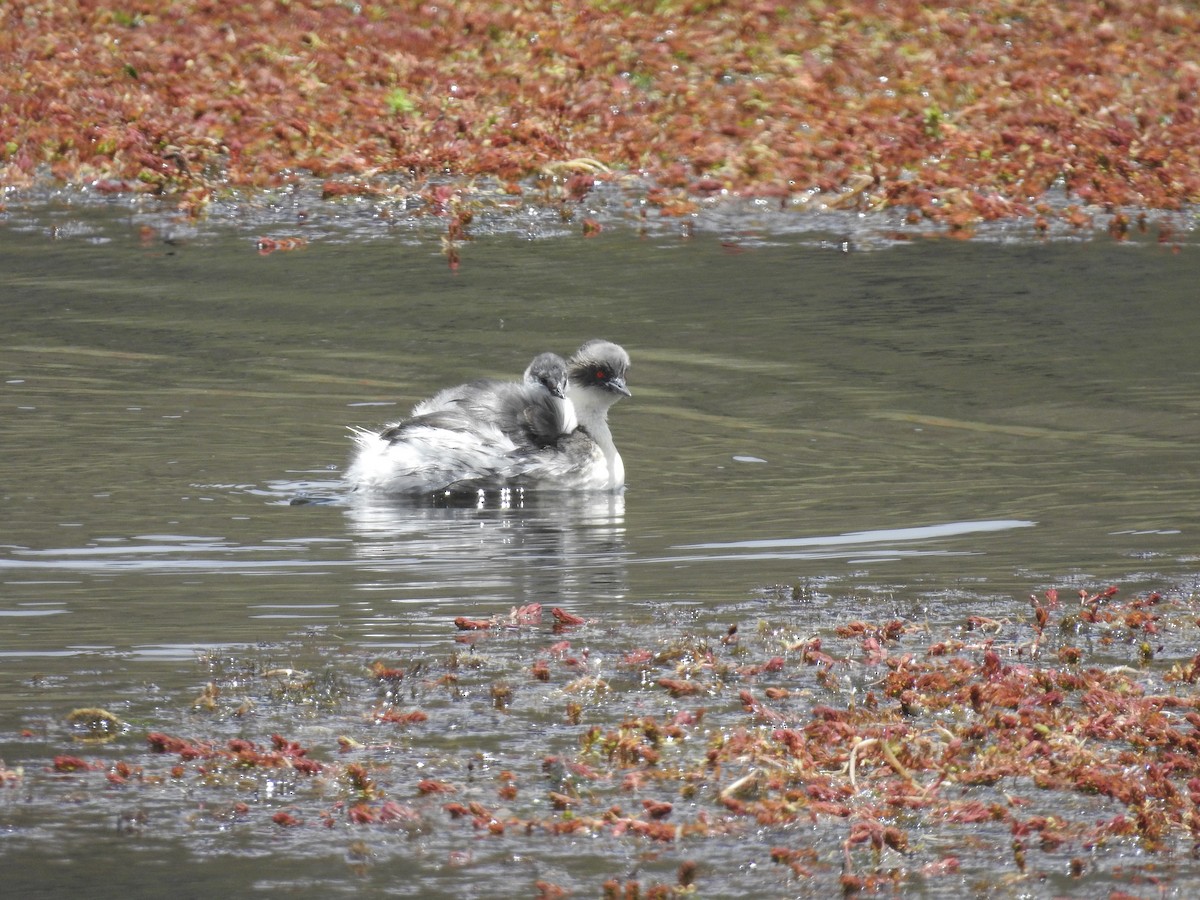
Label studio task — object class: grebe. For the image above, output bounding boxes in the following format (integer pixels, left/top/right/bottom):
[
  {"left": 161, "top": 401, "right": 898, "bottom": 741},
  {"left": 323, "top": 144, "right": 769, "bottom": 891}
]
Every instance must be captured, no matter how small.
[{"left": 345, "top": 340, "right": 630, "bottom": 495}]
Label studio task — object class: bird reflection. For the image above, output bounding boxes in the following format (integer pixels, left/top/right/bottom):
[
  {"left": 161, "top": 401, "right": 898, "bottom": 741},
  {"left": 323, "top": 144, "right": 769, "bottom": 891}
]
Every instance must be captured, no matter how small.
[{"left": 343, "top": 490, "right": 629, "bottom": 612}]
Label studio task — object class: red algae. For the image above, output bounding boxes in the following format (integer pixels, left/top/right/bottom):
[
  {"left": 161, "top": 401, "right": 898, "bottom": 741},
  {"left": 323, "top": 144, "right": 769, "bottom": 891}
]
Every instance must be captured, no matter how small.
[{"left": 1, "top": 1, "right": 1198, "bottom": 232}]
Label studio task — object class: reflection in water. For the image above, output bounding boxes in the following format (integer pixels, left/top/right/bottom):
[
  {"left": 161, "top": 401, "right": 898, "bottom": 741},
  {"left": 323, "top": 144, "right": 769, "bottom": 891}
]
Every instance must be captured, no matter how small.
[{"left": 344, "top": 490, "right": 630, "bottom": 610}]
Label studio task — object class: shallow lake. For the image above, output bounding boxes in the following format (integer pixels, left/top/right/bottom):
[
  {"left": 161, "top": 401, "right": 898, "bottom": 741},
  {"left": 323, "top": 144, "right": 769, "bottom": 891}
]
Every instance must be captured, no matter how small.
[{"left": 2, "top": 194, "right": 1199, "bottom": 897}]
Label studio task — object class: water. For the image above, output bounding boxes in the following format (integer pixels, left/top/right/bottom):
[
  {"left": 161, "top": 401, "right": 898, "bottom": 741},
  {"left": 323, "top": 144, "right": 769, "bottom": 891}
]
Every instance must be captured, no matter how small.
[{"left": 2, "top": 198, "right": 1200, "bottom": 897}]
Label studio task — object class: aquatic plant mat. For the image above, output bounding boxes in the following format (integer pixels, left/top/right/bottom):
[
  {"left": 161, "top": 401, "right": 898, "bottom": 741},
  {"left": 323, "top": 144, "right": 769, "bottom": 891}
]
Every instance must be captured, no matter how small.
[
  {"left": 3, "top": 1, "right": 1200, "bottom": 238},
  {"left": 6, "top": 580, "right": 1200, "bottom": 897}
]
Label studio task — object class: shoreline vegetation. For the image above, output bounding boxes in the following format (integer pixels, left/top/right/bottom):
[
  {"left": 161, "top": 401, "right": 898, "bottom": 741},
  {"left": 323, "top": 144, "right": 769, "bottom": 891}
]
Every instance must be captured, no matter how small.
[{"left": 2, "top": 1, "right": 1198, "bottom": 238}]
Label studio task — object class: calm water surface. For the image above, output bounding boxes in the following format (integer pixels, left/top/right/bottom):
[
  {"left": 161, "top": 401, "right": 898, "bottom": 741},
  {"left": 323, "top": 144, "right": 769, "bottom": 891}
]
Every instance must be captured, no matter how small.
[{"left": 2, "top": 199, "right": 1199, "bottom": 896}]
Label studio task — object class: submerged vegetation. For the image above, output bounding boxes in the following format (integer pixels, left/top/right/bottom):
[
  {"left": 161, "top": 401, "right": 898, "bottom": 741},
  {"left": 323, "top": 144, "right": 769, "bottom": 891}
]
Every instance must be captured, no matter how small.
[
  {"left": 2, "top": 0, "right": 1199, "bottom": 234},
  {"left": 9, "top": 582, "right": 1200, "bottom": 895}
]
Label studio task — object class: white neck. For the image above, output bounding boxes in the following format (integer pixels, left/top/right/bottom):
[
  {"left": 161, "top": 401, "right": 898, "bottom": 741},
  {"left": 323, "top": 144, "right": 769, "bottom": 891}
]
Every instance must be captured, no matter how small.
[
  {"left": 569, "top": 387, "right": 623, "bottom": 486},
  {"left": 571, "top": 388, "right": 614, "bottom": 443},
  {"left": 556, "top": 396, "right": 579, "bottom": 435}
]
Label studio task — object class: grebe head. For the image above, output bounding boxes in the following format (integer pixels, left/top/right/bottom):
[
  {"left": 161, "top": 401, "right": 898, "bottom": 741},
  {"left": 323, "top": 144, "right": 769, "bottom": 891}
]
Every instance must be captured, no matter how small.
[
  {"left": 523, "top": 352, "right": 570, "bottom": 400},
  {"left": 567, "top": 339, "right": 631, "bottom": 405}
]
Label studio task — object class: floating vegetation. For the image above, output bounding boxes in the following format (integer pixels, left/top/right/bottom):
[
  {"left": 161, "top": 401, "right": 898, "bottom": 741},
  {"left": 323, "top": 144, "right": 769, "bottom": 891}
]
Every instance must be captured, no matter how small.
[
  {"left": 1, "top": 1, "right": 1197, "bottom": 236},
  {"left": 6, "top": 584, "right": 1200, "bottom": 894}
]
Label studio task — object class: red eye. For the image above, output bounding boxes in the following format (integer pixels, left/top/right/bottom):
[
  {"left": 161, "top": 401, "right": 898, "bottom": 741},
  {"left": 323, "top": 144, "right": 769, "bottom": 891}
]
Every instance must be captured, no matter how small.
[{"left": 595, "top": 370, "right": 607, "bottom": 379}]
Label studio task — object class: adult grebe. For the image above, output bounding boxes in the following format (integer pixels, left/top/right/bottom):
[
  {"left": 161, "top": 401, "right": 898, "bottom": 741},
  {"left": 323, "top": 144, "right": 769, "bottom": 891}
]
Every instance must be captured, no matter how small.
[{"left": 345, "top": 340, "right": 631, "bottom": 495}]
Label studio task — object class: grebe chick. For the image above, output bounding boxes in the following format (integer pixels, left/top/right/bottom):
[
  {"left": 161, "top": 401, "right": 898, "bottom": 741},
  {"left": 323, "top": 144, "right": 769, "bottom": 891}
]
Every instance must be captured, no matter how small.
[
  {"left": 405, "top": 351, "right": 575, "bottom": 446},
  {"left": 519, "top": 351, "right": 578, "bottom": 438}
]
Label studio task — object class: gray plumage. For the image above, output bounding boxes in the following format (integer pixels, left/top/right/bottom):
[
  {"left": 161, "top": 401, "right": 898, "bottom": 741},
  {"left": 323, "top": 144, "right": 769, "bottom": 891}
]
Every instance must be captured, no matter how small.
[{"left": 399, "top": 351, "right": 574, "bottom": 448}]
